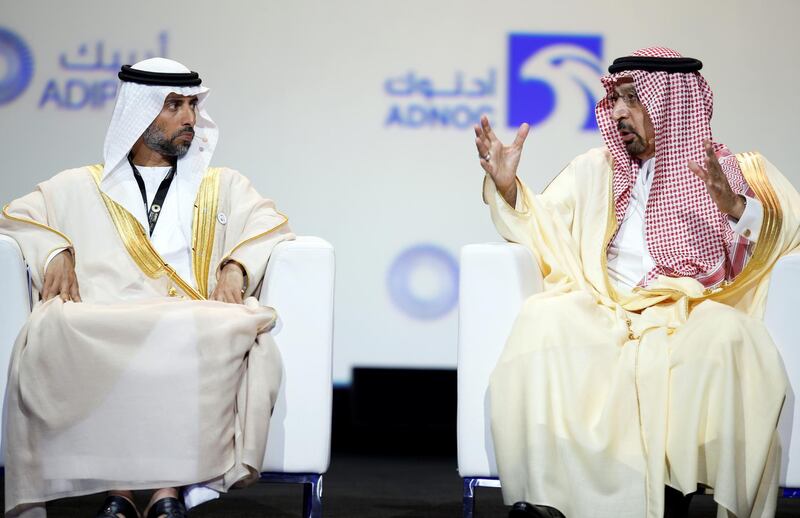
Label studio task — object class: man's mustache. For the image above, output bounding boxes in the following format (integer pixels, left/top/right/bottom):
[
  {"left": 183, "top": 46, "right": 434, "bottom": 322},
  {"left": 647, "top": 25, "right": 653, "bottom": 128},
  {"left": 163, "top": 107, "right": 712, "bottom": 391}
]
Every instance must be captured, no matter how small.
[
  {"left": 617, "top": 121, "right": 636, "bottom": 134},
  {"left": 171, "top": 127, "right": 195, "bottom": 140}
]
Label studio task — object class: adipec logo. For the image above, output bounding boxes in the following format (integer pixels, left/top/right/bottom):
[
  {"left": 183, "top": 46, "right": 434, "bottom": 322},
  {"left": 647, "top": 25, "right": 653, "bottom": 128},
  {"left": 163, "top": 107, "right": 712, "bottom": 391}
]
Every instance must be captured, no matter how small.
[
  {"left": 507, "top": 34, "right": 603, "bottom": 131},
  {"left": 0, "top": 27, "right": 34, "bottom": 106}
]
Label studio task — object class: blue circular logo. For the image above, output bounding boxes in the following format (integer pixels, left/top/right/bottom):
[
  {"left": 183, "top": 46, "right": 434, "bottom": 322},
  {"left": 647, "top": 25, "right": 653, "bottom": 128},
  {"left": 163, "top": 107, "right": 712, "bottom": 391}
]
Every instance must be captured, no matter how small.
[
  {"left": 0, "top": 27, "right": 34, "bottom": 106},
  {"left": 387, "top": 244, "right": 459, "bottom": 320}
]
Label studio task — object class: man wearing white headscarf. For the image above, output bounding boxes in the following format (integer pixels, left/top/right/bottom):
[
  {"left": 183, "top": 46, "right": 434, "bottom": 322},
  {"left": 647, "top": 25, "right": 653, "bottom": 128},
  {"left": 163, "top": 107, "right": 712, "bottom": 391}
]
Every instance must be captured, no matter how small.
[
  {"left": 474, "top": 48, "right": 800, "bottom": 518},
  {"left": 1, "top": 58, "right": 293, "bottom": 517}
]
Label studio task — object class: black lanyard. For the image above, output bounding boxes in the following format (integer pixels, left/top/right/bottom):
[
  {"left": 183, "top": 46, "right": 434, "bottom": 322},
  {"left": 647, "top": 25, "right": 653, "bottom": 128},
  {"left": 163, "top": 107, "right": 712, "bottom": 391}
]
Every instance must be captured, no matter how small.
[{"left": 128, "top": 155, "right": 176, "bottom": 236}]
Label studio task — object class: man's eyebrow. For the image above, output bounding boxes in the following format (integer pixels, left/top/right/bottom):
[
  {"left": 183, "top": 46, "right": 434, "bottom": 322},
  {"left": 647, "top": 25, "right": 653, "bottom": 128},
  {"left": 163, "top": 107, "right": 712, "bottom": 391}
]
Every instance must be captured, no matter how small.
[{"left": 163, "top": 95, "right": 199, "bottom": 105}]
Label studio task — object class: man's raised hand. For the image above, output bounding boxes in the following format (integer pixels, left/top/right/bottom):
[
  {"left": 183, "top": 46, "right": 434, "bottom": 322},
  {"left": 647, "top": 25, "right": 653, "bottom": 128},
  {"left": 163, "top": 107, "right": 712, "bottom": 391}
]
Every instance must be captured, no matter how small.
[
  {"left": 689, "top": 139, "right": 746, "bottom": 220},
  {"left": 42, "top": 249, "right": 81, "bottom": 302},
  {"left": 474, "top": 115, "right": 530, "bottom": 207}
]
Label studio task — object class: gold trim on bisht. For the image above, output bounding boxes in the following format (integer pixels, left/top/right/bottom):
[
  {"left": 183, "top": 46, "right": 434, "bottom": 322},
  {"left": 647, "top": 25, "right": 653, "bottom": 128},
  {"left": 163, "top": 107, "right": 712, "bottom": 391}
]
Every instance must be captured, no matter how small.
[
  {"left": 2, "top": 205, "right": 74, "bottom": 247},
  {"left": 218, "top": 211, "right": 290, "bottom": 294},
  {"left": 224, "top": 214, "right": 289, "bottom": 258},
  {"left": 693, "top": 151, "right": 782, "bottom": 302},
  {"left": 87, "top": 164, "right": 204, "bottom": 300},
  {"left": 601, "top": 160, "right": 620, "bottom": 302},
  {"left": 192, "top": 168, "right": 220, "bottom": 298}
]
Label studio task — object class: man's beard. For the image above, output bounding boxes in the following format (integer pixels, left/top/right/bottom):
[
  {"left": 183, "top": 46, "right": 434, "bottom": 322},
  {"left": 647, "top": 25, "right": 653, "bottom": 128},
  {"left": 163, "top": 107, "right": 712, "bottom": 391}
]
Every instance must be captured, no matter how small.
[
  {"left": 142, "top": 124, "right": 194, "bottom": 158},
  {"left": 618, "top": 121, "right": 647, "bottom": 157}
]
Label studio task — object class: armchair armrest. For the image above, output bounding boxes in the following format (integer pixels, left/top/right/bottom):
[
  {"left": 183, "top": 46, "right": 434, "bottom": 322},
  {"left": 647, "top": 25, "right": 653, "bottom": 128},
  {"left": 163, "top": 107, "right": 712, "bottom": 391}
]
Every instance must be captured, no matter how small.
[
  {"left": 457, "top": 242, "right": 542, "bottom": 478},
  {"left": 259, "top": 236, "right": 335, "bottom": 474}
]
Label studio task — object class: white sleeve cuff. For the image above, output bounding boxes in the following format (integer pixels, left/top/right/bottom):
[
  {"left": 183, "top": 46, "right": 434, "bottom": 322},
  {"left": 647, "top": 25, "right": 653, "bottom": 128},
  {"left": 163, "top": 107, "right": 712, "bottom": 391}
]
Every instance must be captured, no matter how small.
[
  {"left": 728, "top": 196, "right": 763, "bottom": 243},
  {"left": 44, "top": 247, "right": 70, "bottom": 273}
]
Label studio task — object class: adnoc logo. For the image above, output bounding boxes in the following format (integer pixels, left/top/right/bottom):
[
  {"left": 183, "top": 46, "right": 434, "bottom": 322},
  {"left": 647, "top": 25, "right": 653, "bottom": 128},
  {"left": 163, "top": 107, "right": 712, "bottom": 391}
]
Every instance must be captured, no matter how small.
[
  {"left": 0, "top": 27, "right": 34, "bottom": 106},
  {"left": 507, "top": 34, "right": 603, "bottom": 131}
]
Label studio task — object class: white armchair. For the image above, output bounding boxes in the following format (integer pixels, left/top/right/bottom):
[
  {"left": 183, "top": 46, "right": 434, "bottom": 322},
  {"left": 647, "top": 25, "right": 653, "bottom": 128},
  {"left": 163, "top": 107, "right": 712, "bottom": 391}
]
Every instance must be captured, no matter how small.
[
  {"left": 457, "top": 242, "right": 800, "bottom": 517},
  {"left": 0, "top": 234, "right": 334, "bottom": 518}
]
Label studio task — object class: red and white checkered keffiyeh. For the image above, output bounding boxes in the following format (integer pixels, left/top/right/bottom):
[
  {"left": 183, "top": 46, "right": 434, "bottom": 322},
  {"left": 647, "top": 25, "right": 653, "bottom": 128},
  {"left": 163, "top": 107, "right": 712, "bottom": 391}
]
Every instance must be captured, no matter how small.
[{"left": 595, "top": 47, "right": 753, "bottom": 288}]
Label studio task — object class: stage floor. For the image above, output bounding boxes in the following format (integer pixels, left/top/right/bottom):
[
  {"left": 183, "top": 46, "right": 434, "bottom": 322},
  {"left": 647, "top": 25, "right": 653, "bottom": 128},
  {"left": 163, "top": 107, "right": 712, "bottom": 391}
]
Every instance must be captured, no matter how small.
[{"left": 3, "top": 454, "right": 799, "bottom": 517}]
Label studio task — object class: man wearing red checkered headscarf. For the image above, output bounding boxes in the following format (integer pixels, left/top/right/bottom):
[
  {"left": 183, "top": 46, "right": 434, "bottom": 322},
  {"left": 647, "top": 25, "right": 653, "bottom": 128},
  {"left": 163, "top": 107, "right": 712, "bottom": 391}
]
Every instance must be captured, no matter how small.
[
  {"left": 475, "top": 47, "right": 800, "bottom": 518},
  {"left": 597, "top": 47, "right": 754, "bottom": 289}
]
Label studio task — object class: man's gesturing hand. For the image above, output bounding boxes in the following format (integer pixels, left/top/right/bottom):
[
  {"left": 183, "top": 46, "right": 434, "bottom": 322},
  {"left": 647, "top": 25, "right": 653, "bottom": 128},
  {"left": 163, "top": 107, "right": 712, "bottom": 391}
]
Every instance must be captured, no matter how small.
[
  {"left": 42, "top": 249, "right": 81, "bottom": 302},
  {"left": 474, "top": 115, "right": 530, "bottom": 207},
  {"left": 210, "top": 261, "right": 245, "bottom": 304},
  {"left": 689, "top": 140, "right": 746, "bottom": 220}
]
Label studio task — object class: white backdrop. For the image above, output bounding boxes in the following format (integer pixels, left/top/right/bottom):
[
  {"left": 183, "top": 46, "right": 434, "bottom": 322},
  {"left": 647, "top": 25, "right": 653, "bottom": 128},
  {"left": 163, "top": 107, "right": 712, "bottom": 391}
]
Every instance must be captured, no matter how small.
[{"left": 1, "top": 0, "right": 799, "bottom": 384}]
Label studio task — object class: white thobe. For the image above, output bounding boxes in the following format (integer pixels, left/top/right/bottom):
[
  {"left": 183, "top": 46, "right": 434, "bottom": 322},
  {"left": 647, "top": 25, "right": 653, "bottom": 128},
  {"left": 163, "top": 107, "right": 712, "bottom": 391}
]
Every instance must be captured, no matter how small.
[
  {"left": 132, "top": 165, "right": 194, "bottom": 283},
  {"left": 130, "top": 167, "right": 221, "bottom": 507}
]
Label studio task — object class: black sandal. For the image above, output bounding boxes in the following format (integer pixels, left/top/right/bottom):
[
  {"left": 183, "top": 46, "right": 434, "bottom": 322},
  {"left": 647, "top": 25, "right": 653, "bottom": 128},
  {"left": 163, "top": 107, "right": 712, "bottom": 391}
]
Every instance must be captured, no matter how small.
[
  {"left": 96, "top": 495, "right": 139, "bottom": 518},
  {"left": 146, "top": 497, "right": 187, "bottom": 518}
]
